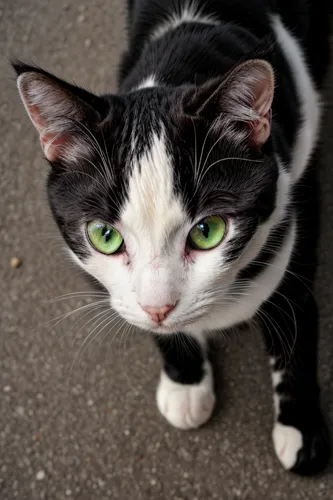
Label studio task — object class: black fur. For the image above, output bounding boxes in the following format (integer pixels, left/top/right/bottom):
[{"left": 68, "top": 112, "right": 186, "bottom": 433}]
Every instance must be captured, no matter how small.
[{"left": 154, "top": 334, "right": 205, "bottom": 384}]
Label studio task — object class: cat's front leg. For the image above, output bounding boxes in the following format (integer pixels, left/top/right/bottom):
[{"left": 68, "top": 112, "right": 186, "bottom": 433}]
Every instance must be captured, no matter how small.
[
  {"left": 259, "top": 282, "right": 330, "bottom": 475},
  {"left": 153, "top": 334, "right": 215, "bottom": 430}
]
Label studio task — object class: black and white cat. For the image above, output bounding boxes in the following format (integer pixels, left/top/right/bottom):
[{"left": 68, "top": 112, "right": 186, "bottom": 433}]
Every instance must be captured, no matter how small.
[{"left": 14, "top": 0, "right": 331, "bottom": 476}]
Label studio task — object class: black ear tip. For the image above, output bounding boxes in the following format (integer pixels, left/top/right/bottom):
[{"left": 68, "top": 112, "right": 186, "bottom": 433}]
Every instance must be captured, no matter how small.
[
  {"left": 10, "top": 59, "right": 24, "bottom": 75},
  {"left": 10, "top": 59, "right": 39, "bottom": 77},
  {"left": 11, "top": 59, "right": 27, "bottom": 76}
]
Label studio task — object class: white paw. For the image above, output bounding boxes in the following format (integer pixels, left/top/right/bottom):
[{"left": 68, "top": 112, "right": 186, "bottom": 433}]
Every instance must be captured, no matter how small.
[
  {"left": 273, "top": 422, "right": 303, "bottom": 469},
  {"left": 156, "top": 362, "right": 215, "bottom": 430}
]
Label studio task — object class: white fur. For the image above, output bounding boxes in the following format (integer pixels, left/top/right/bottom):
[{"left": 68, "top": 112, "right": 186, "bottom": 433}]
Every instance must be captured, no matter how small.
[
  {"left": 272, "top": 370, "right": 283, "bottom": 389},
  {"left": 135, "top": 75, "right": 158, "bottom": 90},
  {"left": 272, "top": 15, "right": 321, "bottom": 182},
  {"left": 183, "top": 217, "right": 296, "bottom": 337},
  {"left": 151, "top": 1, "right": 219, "bottom": 41},
  {"left": 273, "top": 423, "right": 303, "bottom": 470},
  {"left": 156, "top": 362, "right": 215, "bottom": 429}
]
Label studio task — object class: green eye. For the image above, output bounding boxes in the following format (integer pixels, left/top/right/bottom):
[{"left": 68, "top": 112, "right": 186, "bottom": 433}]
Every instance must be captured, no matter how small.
[
  {"left": 87, "top": 221, "right": 123, "bottom": 255},
  {"left": 188, "top": 216, "right": 226, "bottom": 250}
]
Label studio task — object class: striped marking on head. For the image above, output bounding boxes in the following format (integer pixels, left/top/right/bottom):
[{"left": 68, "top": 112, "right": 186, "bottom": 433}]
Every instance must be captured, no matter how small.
[{"left": 121, "top": 130, "right": 185, "bottom": 252}]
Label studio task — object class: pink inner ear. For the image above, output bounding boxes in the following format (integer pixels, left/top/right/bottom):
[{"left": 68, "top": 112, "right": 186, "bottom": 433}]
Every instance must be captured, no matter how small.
[
  {"left": 254, "top": 79, "right": 273, "bottom": 118},
  {"left": 27, "top": 103, "right": 68, "bottom": 162},
  {"left": 29, "top": 103, "right": 46, "bottom": 132},
  {"left": 18, "top": 72, "right": 86, "bottom": 164},
  {"left": 250, "top": 68, "right": 274, "bottom": 146},
  {"left": 40, "top": 131, "right": 68, "bottom": 162}
]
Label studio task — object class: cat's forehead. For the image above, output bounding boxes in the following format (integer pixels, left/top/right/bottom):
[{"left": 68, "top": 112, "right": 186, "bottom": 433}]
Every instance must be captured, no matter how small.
[{"left": 121, "top": 129, "right": 186, "bottom": 250}]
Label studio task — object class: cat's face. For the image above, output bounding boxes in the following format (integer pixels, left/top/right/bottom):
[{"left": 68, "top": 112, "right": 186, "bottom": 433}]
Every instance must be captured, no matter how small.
[{"left": 15, "top": 60, "right": 280, "bottom": 335}]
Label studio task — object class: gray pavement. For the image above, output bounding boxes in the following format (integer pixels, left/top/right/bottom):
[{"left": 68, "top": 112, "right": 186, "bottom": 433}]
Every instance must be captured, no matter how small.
[{"left": 1, "top": 1, "right": 333, "bottom": 499}]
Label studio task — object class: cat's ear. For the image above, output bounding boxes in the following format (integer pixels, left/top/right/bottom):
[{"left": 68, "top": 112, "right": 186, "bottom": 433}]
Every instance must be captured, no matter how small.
[
  {"left": 13, "top": 61, "right": 103, "bottom": 164},
  {"left": 183, "top": 59, "right": 274, "bottom": 146}
]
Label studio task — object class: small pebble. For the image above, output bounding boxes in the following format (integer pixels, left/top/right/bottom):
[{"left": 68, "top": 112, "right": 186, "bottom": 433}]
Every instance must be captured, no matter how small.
[
  {"left": 36, "top": 470, "right": 45, "bottom": 481},
  {"left": 84, "top": 38, "right": 91, "bottom": 48},
  {"left": 77, "top": 14, "right": 85, "bottom": 23},
  {"left": 16, "top": 406, "right": 25, "bottom": 416},
  {"left": 124, "top": 429, "right": 130, "bottom": 436},
  {"left": 10, "top": 257, "right": 22, "bottom": 268}
]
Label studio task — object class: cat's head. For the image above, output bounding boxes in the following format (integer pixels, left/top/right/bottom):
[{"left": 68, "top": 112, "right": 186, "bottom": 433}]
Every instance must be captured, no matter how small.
[{"left": 14, "top": 60, "right": 282, "bottom": 335}]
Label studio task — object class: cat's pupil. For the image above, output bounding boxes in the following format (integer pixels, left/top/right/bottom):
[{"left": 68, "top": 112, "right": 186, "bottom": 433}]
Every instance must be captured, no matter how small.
[
  {"left": 102, "top": 226, "right": 112, "bottom": 242},
  {"left": 199, "top": 223, "right": 210, "bottom": 239}
]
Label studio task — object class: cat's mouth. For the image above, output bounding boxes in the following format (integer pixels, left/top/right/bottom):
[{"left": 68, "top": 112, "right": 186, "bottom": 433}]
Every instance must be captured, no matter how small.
[
  {"left": 130, "top": 318, "right": 189, "bottom": 335},
  {"left": 115, "top": 302, "right": 208, "bottom": 334},
  {"left": 148, "top": 314, "right": 206, "bottom": 334}
]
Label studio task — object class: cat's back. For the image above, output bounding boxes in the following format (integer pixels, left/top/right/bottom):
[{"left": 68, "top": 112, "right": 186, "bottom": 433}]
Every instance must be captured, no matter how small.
[
  {"left": 127, "top": 0, "right": 313, "bottom": 39},
  {"left": 121, "top": 0, "right": 329, "bottom": 90}
]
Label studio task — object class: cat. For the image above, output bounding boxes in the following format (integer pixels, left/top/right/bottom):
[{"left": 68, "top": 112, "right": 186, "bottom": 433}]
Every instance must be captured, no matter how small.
[{"left": 13, "top": 0, "right": 331, "bottom": 475}]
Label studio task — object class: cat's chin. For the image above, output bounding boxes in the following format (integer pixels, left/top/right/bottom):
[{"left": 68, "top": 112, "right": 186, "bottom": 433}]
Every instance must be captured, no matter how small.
[
  {"left": 151, "top": 324, "right": 179, "bottom": 334},
  {"left": 149, "top": 321, "right": 197, "bottom": 335},
  {"left": 128, "top": 321, "right": 184, "bottom": 335},
  {"left": 130, "top": 316, "right": 202, "bottom": 335}
]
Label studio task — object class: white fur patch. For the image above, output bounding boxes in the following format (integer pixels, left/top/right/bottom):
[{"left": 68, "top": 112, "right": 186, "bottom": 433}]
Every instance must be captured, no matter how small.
[
  {"left": 151, "top": 2, "right": 219, "bottom": 41},
  {"left": 121, "top": 130, "right": 185, "bottom": 309},
  {"left": 156, "top": 362, "right": 215, "bottom": 429},
  {"left": 272, "top": 370, "right": 283, "bottom": 388},
  {"left": 273, "top": 422, "right": 303, "bottom": 469},
  {"left": 183, "top": 216, "right": 296, "bottom": 337},
  {"left": 135, "top": 75, "right": 158, "bottom": 90},
  {"left": 272, "top": 15, "right": 321, "bottom": 182},
  {"left": 122, "top": 130, "right": 183, "bottom": 250}
]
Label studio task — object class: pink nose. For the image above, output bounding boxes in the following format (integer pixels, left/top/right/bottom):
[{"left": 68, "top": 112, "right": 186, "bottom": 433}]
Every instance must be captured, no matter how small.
[{"left": 141, "top": 304, "right": 176, "bottom": 323}]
